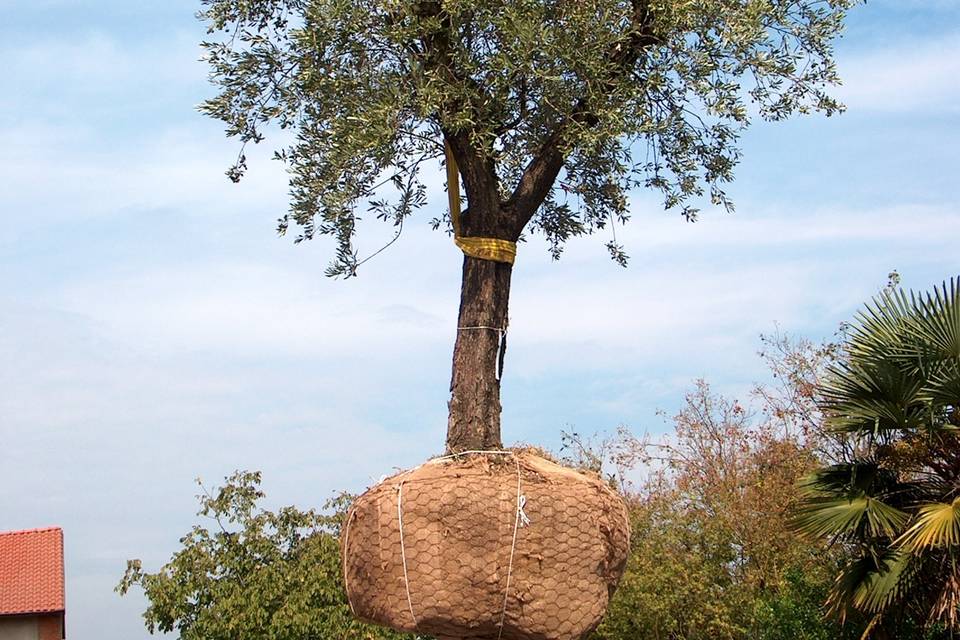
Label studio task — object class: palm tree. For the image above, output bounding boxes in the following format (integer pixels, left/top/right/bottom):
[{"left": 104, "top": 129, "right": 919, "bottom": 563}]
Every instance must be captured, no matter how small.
[{"left": 794, "top": 277, "right": 960, "bottom": 637}]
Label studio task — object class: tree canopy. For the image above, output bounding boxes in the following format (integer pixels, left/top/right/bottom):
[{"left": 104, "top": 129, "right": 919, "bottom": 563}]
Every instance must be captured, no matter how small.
[{"left": 199, "top": 0, "right": 855, "bottom": 275}]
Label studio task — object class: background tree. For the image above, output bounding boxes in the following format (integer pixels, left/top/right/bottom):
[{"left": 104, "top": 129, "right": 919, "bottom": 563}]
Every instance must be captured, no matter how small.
[
  {"left": 571, "top": 331, "right": 947, "bottom": 639},
  {"left": 588, "top": 381, "right": 839, "bottom": 639},
  {"left": 794, "top": 278, "right": 960, "bottom": 636},
  {"left": 117, "top": 472, "right": 414, "bottom": 640},
  {"left": 199, "top": 0, "right": 856, "bottom": 453},
  {"left": 122, "top": 329, "right": 955, "bottom": 639},
  {"left": 551, "top": 334, "right": 866, "bottom": 639}
]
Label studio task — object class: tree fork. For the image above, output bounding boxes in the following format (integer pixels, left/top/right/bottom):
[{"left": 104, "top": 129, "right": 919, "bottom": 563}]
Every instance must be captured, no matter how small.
[{"left": 446, "top": 253, "right": 513, "bottom": 453}]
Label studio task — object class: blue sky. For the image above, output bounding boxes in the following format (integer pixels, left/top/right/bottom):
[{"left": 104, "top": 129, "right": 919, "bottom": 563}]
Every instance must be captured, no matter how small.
[{"left": 2, "top": 1, "right": 959, "bottom": 638}]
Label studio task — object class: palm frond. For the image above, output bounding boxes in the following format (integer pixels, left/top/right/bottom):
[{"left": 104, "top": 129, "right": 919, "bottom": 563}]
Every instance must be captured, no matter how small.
[
  {"left": 824, "top": 278, "right": 960, "bottom": 436},
  {"left": 846, "top": 288, "right": 913, "bottom": 363},
  {"left": 907, "top": 277, "right": 960, "bottom": 362},
  {"left": 923, "top": 358, "right": 960, "bottom": 416},
  {"left": 896, "top": 498, "right": 960, "bottom": 551},
  {"left": 827, "top": 550, "right": 914, "bottom": 619},
  {"left": 854, "top": 550, "right": 914, "bottom": 614},
  {"left": 799, "top": 462, "right": 908, "bottom": 500},
  {"left": 930, "top": 566, "right": 960, "bottom": 629},
  {"left": 796, "top": 462, "right": 911, "bottom": 540},
  {"left": 794, "top": 494, "right": 908, "bottom": 540},
  {"left": 821, "top": 359, "right": 928, "bottom": 433}
]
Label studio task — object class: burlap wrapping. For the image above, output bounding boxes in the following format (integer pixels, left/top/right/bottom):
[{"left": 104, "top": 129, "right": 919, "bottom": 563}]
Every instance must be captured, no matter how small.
[{"left": 341, "top": 451, "right": 630, "bottom": 640}]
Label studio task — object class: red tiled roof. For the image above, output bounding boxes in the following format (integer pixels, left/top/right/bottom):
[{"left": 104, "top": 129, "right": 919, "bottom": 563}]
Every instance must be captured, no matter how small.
[{"left": 0, "top": 527, "right": 64, "bottom": 615}]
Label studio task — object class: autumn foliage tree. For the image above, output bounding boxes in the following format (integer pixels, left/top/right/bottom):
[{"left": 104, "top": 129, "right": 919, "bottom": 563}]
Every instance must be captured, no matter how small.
[
  {"left": 198, "top": 0, "right": 856, "bottom": 453},
  {"left": 546, "top": 334, "right": 868, "bottom": 639},
  {"left": 589, "top": 382, "right": 833, "bottom": 639}
]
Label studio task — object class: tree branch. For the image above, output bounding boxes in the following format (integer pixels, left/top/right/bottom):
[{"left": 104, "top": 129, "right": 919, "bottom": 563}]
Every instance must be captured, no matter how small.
[
  {"left": 504, "top": 0, "right": 662, "bottom": 235},
  {"left": 412, "top": 2, "right": 501, "bottom": 226}
]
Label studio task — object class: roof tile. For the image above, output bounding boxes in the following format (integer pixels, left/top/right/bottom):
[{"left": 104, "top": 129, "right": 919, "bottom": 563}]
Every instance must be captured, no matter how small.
[{"left": 0, "top": 527, "right": 65, "bottom": 615}]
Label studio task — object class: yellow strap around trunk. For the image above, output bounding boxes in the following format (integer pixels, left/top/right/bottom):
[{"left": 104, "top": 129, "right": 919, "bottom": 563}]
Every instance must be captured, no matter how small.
[{"left": 445, "top": 140, "right": 516, "bottom": 265}]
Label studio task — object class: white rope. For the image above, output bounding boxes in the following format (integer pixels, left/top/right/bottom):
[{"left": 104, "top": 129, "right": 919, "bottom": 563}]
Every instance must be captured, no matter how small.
[
  {"left": 518, "top": 495, "right": 531, "bottom": 528},
  {"left": 397, "top": 481, "right": 418, "bottom": 629},
  {"left": 389, "top": 449, "right": 531, "bottom": 638},
  {"left": 456, "top": 326, "right": 508, "bottom": 379},
  {"left": 498, "top": 456, "right": 526, "bottom": 640},
  {"left": 395, "top": 449, "right": 513, "bottom": 480},
  {"left": 341, "top": 510, "right": 357, "bottom": 615},
  {"left": 432, "top": 449, "right": 513, "bottom": 462},
  {"left": 457, "top": 325, "right": 508, "bottom": 379},
  {"left": 389, "top": 450, "right": 513, "bottom": 483}
]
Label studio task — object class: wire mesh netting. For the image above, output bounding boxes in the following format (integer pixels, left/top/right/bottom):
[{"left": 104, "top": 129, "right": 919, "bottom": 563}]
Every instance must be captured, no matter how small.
[{"left": 341, "top": 451, "right": 630, "bottom": 640}]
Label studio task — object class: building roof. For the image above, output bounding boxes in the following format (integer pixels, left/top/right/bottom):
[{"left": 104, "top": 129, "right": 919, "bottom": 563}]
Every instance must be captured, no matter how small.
[{"left": 0, "top": 527, "right": 64, "bottom": 616}]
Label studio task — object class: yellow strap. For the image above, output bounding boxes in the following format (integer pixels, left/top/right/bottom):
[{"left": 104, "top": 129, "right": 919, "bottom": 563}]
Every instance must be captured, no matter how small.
[
  {"left": 454, "top": 236, "right": 517, "bottom": 264},
  {"left": 445, "top": 140, "right": 516, "bottom": 265}
]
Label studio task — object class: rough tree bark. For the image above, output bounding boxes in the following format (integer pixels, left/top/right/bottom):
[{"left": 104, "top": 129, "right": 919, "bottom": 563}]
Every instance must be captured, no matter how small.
[
  {"left": 441, "top": 129, "right": 519, "bottom": 454},
  {"left": 446, "top": 254, "right": 513, "bottom": 452}
]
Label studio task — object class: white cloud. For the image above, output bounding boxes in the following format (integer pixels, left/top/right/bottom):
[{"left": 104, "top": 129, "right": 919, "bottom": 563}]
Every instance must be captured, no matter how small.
[
  {"left": 18, "top": 197, "right": 949, "bottom": 394},
  {"left": 837, "top": 33, "right": 960, "bottom": 113},
  {"left": 52, "top": 259, "right": 451, "bottom": 357},
  {"left": 0, "top": 122, "right": 290, "bottom": 224}
]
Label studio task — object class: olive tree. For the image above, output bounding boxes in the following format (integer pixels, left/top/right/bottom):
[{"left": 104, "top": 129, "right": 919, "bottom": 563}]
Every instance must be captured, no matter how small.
[{"left": 199, "top": 0, "right": 856, "bottom": 452}]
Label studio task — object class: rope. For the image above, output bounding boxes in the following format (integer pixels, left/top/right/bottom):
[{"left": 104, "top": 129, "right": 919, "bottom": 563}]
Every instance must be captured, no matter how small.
[
  {"left": 456, "top": 324, "right": 508, "bottom": 380},
  {"left": 518, "top": 495, "right": 531, "bottom": 527},
  {"left": 397, "top": 480, "right": 418, "bottom": 629},
  {"left": 391, "top": 449, "right": 513, "bottom": 482},
  {"left": 445, "top": 140, "right": 517, "bottom": 265},
  {"left": 431, "top": 449, "right": 514, "bottom": 462},
  {"left": 390, "top": 449, "right": 531, "bottom": 637},
  {"left": 341, "top": 510, "right": 357, "bottom": 615},
  {"left": 498, "top": 456, "right": 526, "bottom": 639}
]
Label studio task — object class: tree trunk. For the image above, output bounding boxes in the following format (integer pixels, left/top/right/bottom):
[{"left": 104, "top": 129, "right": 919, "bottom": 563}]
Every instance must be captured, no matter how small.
[{"left": 446, "top": 253, "right": 513, "bottom": 453}]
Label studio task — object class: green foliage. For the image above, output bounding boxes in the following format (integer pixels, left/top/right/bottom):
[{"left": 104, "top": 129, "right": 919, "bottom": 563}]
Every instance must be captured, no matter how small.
[
  {"left": 749, "top": 569, "right": 858, "bottom": 640},
  {"left": 118, "top": 315, "right": 960, "bottom": 640},
  {"left": 117, "top": 471, "right": 413, "bottom": 640},
  {"left": 586, "top": 333, "right": 945, "bottom": 639},
  {"left": 795, "top": 277, "right": 960, "bottom": 635},
  {"left": 588, "top": 365, "right": 860, "bottom": 640},
  {"left": 198, "top": 0, "right": 856, "bottom": 275}
]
